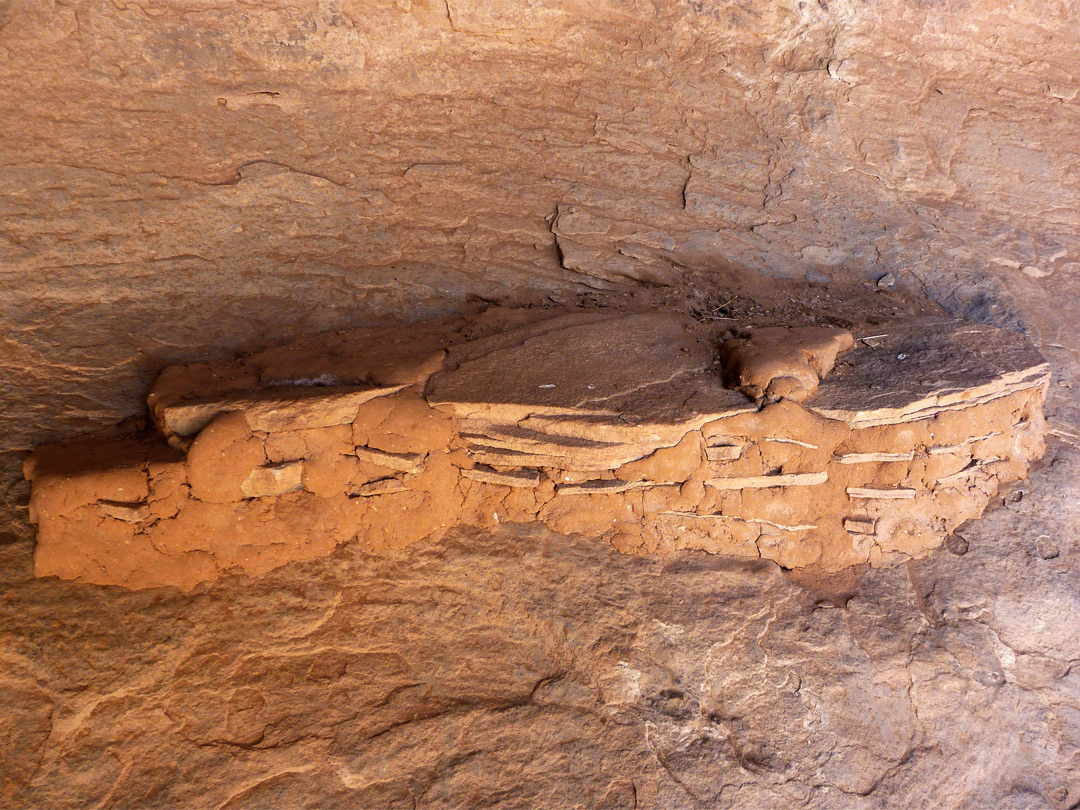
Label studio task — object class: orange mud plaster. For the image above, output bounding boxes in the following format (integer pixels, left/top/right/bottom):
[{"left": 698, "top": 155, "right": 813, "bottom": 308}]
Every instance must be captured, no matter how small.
[{"left": 26, "top": 311, "right": 1050, "bottom": 590}]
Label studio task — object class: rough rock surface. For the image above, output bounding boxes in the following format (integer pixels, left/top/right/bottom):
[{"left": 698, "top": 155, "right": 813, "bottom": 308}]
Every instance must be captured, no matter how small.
[
  {"left": 3, "top": 0, "right": 1080, "bottom": 473},
  {"left": 26, "top": 310, "right": 1049, "bottom": 589},
  {"left": 3, "top": 0, "right": 1080, "bottom": 807},
  {"left": 3, "top": 451, "right": 1080, "bottom": 809}
]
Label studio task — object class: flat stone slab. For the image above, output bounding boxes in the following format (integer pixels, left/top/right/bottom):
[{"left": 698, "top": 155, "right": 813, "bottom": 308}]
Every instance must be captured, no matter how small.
[
  {"left": 26, "top": 310, "right": 1050, "bottom": 590},
  {"left": 155, "top": 385, "right": 408, "bottom": 442},
  {"left": 428, "top": 312, "right": 753, "bottom": 420},
  {"left": 810, "top": 317, "right": 1050, "bottom": 427}
]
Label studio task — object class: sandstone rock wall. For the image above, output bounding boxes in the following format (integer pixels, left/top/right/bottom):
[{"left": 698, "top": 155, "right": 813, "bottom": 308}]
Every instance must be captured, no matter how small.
[
  {"left": 5, "top": 474, "right": 1080, "bottom": 810},
  {"left": 2, "top": 0, "right": 1079, "bottom": 471},
  {"left": 3, "top": 3, "right": 1080, "bottom": 807}
]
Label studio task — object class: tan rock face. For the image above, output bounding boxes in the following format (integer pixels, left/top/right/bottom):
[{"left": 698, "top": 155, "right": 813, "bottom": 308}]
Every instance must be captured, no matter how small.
[
  {"left": 4, "top": 494, "right": 1080, "bottom": 810},
  {"left": 26, "top": 309, "right": 1049, "bottom": 590},
  {"left": 2, "top": 5, "right": 1079, "bottom": 806},
  {"left": 4, "top": 0, "right": 1079, "bottom": 487}
]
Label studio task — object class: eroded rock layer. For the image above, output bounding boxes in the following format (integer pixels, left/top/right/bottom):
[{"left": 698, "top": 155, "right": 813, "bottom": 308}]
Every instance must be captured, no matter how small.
[{"left": 26, "top": 311, "right": 1049, "bottom": 590}]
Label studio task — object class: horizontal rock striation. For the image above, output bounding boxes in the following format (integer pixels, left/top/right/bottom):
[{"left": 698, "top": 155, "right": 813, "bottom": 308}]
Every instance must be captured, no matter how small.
[{"left": 26, "top": 311, "right": 1049, "bottom": 590}]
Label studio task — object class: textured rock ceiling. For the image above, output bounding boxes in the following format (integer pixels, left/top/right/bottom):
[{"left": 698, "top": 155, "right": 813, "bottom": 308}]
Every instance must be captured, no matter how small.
[
  {"left": 2, "top": 1, "right": 1080, "bottom": 808},
  {"left": 3, "top": 0, "right": 1079, "bottom": 457}
]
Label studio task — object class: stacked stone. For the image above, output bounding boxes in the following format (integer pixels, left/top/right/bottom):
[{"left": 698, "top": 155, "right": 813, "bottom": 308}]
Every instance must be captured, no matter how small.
[{"left": 26, "top": 312, "right": 1049, "bottom": 590}]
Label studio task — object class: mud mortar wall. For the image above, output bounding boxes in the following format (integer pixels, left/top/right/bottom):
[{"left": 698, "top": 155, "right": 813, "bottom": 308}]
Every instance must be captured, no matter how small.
[{"left": 25, "top": 312, "right": 1051, "bottom": 590}]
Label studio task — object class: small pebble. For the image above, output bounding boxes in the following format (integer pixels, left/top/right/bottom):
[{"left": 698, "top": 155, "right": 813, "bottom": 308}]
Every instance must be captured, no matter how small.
[
  {"left": 1050, "top": 786, "right": 1069, "bottom": 804},
  {"left": 1021, "top": 265, "right": 1053, "bottom": 278},
  {"left": 945, "top": 533, "right": 969, "bottom": 556},
  {"left": 897, "top": 353, "right": 908, "bottom": 361},
  {"left": 1036, "top": 536, "right": 1060, "bottom": 560},
  {"left": 877, "top": 272, "right": 897, "bottom": 288}
]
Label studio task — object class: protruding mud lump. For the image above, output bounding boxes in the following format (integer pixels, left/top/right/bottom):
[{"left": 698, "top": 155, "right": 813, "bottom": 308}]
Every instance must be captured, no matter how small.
[{"left": 719, "top": 326, "right": 855, "bottom": 403}]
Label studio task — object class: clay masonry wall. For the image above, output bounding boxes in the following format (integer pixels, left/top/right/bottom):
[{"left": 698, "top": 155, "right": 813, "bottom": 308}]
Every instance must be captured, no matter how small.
[{"left": 25, "top": 311, "right": 1050, "bottom": 590}]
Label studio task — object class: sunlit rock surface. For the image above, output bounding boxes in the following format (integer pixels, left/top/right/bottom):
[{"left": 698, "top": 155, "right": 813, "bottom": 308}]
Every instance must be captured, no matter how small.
[
  {"left": 3, "top": 0, "right": 1079, "bottom": 461},
  {"left": 3, "top": 467, "right": 1080, "bottom": 808},
  {"left": 3, "top": 1, "right": 1080, "bottom": 807}
]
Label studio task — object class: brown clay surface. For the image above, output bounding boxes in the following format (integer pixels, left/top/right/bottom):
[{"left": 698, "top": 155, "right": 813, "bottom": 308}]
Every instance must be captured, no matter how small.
[{"left": 26, "top": 309, "right": 1049, "bottom": 590}]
